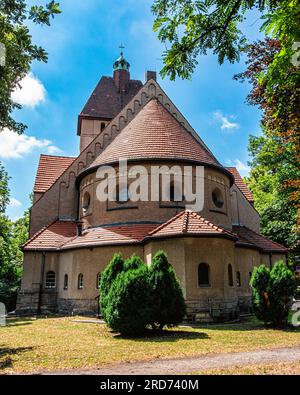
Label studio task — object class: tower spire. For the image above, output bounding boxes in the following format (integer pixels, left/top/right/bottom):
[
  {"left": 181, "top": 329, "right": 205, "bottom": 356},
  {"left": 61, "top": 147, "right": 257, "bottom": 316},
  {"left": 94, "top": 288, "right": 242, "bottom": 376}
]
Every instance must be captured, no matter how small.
[{"left": 113, "top": 44, "right": 130, "bottom": 93}]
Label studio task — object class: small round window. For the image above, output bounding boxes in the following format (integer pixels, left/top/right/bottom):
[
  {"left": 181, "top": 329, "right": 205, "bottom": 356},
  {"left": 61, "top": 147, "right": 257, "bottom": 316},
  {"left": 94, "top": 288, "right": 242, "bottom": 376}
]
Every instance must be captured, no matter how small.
[
  {"left": 82, "top": 192, "right": 91, "bottom": 214},
  {"left": 212, "top": 188, "right": 224, "bottom": 209}
]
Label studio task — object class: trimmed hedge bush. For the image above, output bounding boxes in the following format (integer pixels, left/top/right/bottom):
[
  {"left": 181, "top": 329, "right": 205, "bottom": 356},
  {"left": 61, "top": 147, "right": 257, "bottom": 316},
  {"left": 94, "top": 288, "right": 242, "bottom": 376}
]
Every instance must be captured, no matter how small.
[
  {"left": 99, "top": 251, "right": 186, "bottom": 335},
  {"left": 99, "top": 253, "right": 124, "bottom": 321},
  {"left": 105, "top": 265, "right": 151, "bottom": 335},
  {"left": 251, "top": 260, "right": 297, "bottom": 327},
  {"left": 149, "top": 251, "right": 186, "bottom": 329}
]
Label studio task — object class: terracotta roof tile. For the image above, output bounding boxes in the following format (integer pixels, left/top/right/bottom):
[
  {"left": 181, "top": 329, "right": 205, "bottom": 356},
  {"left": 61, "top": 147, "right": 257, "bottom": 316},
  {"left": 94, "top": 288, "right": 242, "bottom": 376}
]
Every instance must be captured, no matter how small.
[
  {"left": 23, "top": 221, "right": 77, "bottom": 251},
  {"left": 233, "top": 226, "right": 288, "bottom": 253},
  {"left": 87, "top": 99, "right": 220, "bottom": 169},
  {"left": 79, "top": 76, "right": 142, "bottom": 128},
  {"left": 34, "top": 155, "right": 76, "bottom": 194},
  {"left": 226, "top": 167, "right": 254, "bottom": 203},
  {"left": 23, "top": 221, "right": 159, "bottom": 250},
  {"left": 149, "top": 210, "right": 237, "bottom": 239},
  {"left": 62, "top": 223, "right": 158, "bottom": 249}
]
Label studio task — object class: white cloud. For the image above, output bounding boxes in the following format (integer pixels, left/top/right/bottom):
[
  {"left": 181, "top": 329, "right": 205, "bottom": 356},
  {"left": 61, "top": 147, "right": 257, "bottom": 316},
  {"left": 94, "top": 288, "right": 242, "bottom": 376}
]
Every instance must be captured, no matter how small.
[
  {"left": 0, "top": 128, "right": 61, "bottom": 159},
  {"left": 9, "top": 198, "right": 22, "bottom": 208},
  {"left": 227, "top": 159, "right": 251, "bottom": 176},
  {"left": 214, "top": 111, "right": 239, "bottom": 131},
  {"left": 11, "top": 73, "right": 46, "bottom": 108},
  {"left": 234, "top": 159, "right": 250, "bottom": 176},
  {"left": 47, "top": 145, "right": 63, "bottom": 155}
]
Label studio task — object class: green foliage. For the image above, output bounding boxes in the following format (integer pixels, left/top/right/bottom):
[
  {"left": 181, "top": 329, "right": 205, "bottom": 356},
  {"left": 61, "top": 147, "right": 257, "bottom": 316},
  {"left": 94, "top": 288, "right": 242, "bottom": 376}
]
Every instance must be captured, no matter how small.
[
  {"left": 149, "top": 251, "right": 186, "bottom": 329},
  {"left": 100, "top": 252, "right": 186, "bottom": 336},
  {"left": 251, "top": 261, "right": 297, "bottom": 327},
  {"left": 151, "top": 0, "right": 298, "bottom": 81},
  {"left": 245, "top": 132, "right": 299, "bottom": 252},
  {"left": 99, "top": 253, "right": 124, "bottom": 321},
  {"left": 124, "top": 254, "right": 144, "bottom": 271},
  {"left": 0, "top": 162, "right": 10, "bottom": 214},
  {"left": 0, "top": 0, "right": 61, "bottom": 134},
  {"left": 106, "top": 265, "right": 151, "bottom": 336}
]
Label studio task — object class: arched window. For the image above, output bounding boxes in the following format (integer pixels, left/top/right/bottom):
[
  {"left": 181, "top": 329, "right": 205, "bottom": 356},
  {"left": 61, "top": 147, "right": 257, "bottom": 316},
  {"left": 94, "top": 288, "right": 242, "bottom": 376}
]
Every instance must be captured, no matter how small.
[
  {"left": 96, "top": 273, "right": 101, "bottom": 289},
  {"left": 64, "top": 274, "right": 68, "bottom": 290},
  {"left": 82, "top": 192, "right": 91, "bottom": 215},
  {"left": 101, "top": 122, "right": 106, "bottom": 131},
  {"left": 45, "top": 271, "right": 56, "bottom": 289},
  {"left": 78, "top": 273, "right": 84, "bottom": 290},
  {"left": 236, "top": 271, "right": 241, "bottom": 287},
  {"left": 228, "top": 264, "right": 234, "bottom": 287},
  {"left": 212, "top": 187, "right": 224, "bottom": 209},
  {"left": 198, "top": 263, "right": 210, "bottom": 287}
]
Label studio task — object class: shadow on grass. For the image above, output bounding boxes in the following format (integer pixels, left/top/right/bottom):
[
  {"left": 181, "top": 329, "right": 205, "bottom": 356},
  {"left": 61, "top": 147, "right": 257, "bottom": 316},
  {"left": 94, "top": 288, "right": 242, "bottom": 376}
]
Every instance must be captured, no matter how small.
[
  {"left": 186, "top": 317, "right": 300, "bottom": 333},
  {"left": 0, "top": 346, "right": 34, "bottom": 370},
  {"left": 113, "top": 329, "right": 210, "bottom": 341}
]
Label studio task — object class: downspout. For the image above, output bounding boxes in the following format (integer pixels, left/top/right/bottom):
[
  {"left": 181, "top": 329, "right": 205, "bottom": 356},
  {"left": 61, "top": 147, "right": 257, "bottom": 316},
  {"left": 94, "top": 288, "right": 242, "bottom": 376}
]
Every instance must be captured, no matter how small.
[
  {"left": 37, "top": 252, "right": 46, "bottom": 315},
  {"left": 269, "top": 253, "right": 273, "bottom": 269}
]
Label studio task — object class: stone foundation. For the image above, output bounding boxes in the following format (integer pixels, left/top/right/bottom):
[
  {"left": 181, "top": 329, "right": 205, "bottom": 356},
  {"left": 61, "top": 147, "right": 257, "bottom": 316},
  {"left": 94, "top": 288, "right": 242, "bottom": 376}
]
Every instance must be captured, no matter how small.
[
  {"left": 57, "top": 298, "right": 99, "bottom": 316},
  {"left": 186, "top": 297, "right": 247, "bottom": 322}
]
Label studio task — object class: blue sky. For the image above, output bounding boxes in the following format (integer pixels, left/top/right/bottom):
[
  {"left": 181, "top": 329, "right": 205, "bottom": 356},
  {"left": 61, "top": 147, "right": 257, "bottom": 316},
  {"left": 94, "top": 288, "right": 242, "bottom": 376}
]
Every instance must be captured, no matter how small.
[{"left": 1, "top": 0, "right": 264, "bottom": 220}]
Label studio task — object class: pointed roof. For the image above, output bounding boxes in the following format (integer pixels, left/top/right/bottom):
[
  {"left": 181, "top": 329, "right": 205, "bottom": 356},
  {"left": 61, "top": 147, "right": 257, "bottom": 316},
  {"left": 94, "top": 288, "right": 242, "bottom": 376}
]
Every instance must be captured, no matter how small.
[
  {"left": 34, "top": 155, "right": 76, "bottom": 194},
  {"left": 78, "top": 76, "right": 142, "bottom": 132},
  {"left": 87, "top": 99, "right": 220, "bottom": 170},
  {"left": 226, "top": 167, "right": 254, "bottom": 203},
  {"left": 148, "top": 210, "right": 237, "bottom": 240}
]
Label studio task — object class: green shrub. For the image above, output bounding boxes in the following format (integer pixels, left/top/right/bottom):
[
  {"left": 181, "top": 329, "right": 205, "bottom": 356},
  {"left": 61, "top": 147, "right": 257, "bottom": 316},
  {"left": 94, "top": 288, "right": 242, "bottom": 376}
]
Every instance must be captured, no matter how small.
[
  {"left": 251, "top": 261, "right": 297, "bottom": 327},
  {"left": 124, "top": 254, "right": 144, "bottom": 271},
  {"left": 99, "top": 253, "right": 124, "bottom": 321},
  {"left": 105, "top": 265, "right": 151, "bottom": 335},
  {"left": 148, "top": 251, "right": 186, "bottom": 329}
]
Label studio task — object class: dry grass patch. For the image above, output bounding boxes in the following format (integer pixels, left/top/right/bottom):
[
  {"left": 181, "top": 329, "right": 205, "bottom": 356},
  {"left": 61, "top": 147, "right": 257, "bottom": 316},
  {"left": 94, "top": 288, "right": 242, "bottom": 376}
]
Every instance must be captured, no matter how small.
[
  {"left": 197, "top": 361, "right": 300, "bottom": 375},
  {"left": 0, "top": 316, "right": 299, "bottom": 374}
]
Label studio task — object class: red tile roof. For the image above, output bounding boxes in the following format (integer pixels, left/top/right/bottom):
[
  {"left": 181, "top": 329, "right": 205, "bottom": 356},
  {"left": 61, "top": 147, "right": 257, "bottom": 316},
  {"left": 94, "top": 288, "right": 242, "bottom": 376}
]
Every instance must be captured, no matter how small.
[
  {"left": 23, "top": 221, "right": 159, "bottom": 251},
  {"left": 226, "top": 167, "right": 254, "bottom": 203},
  {"left": 34, "top": 155, "right": 76, "bottom": 194},
  {"left": 23, "top": 221, "right": 77, "bottom": 251},
  {"left": 62, "top": 223, "right": 159, "bottom": 250},
  {"left": 233, "top": 226, "right": 288, "bottom": 253},
  {"left": 23, "top": 217, "right": 287, "bottom": 253},
  {"left": 87, "top": 99, "right": 220, "bottom": 169},
  {"left": 148, "top": 210, "right": 237, "bottom": 240},
  {"left": 78, "top": 76, "right": 143, "bottom": 133}
]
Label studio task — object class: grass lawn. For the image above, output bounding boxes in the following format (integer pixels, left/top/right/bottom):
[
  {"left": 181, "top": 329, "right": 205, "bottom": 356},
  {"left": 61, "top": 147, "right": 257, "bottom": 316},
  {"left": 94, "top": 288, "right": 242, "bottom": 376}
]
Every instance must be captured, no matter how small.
[{"left": 0, "top": 316, "right": 299, "bottom": 374}]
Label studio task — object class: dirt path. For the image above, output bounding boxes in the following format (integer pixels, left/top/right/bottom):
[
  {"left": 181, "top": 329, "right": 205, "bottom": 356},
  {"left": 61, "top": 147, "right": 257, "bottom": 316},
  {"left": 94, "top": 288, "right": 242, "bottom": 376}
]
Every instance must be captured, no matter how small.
[{"left": 42, "top": 346, "right": 300, "bottom": 375}]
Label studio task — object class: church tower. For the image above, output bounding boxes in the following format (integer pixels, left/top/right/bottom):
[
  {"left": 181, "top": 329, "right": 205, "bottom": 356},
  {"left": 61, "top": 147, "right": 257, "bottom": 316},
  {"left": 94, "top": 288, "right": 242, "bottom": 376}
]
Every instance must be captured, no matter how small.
[{"left": 77, "top": 50, "right": 143, "bottom": 152}]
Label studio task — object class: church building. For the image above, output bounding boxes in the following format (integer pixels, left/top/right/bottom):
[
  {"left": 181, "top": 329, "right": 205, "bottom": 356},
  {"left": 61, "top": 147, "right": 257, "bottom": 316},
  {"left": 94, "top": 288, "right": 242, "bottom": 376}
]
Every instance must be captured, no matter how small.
[{"left": 17, "top": 51, "right": 288, "bottom": 321}]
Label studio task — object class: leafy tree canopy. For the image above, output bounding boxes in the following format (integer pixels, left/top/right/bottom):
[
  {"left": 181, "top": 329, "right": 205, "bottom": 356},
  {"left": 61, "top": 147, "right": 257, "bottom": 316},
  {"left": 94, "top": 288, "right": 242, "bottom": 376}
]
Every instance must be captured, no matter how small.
[
  {"left": 0, "top": 0, "right": 61, "bottom": 134},
  {"left": 152, "top": 0, "right": 300, "bottom": 81}
]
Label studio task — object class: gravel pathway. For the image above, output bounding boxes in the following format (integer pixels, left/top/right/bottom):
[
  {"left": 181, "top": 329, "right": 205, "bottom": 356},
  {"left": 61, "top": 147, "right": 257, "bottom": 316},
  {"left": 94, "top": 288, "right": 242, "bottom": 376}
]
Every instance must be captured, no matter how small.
[{"left": 42, "top": 346, "right": 300, "bottom": 375}]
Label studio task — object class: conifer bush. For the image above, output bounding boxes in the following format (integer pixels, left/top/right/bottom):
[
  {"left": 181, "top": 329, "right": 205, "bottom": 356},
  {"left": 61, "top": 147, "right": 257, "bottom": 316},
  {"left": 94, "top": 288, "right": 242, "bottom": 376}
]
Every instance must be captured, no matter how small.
[
  {"left": 99, "top": 253, "right": 124, "bottom": 321},
  {"left": 251, "top": 261, "right": 297, "bottom": 327},
  {"left": 99, "top": 251, "right": 186, "bottom": 336},
  {"left": 105, "top": 265, "right": 151, "bottom": 335},
  {"left": 148, "top": 251, "right": 186, "bottom": 329}
]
